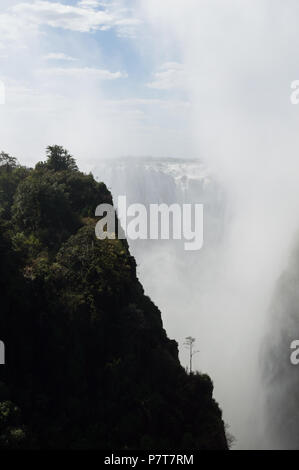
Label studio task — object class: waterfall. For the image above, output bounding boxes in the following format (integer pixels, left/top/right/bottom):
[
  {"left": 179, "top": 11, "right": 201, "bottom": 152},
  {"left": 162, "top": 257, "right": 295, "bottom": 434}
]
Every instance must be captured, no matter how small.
[{"left": 94, "top": 156, "right": 268, "bottom": 449}]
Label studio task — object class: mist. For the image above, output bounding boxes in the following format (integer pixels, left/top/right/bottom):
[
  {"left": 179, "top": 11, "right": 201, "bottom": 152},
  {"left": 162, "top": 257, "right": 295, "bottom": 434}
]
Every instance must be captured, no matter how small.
[{"left": 132, "top": 0, "right": 299, "bottom": 449}]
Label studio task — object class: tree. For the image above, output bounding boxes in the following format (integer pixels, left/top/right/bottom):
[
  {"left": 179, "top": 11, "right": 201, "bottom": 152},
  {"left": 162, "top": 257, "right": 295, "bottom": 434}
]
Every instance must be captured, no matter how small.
[
  {"left": 0, "top": 401, "right": 27, "bottom": 448},
  {"left": 0, "top": 152, "right": 18, "bottom": 171},
  {"left": 0, "top": 154, "right": 28, "bottom": 219},
  {"left": 44, "top": 145, "right": 78, "bottom": 172},
  {"left": 12, "top": 173, "right": 80, "bottom": 249},
  {"left": 184, "top": 336, "right": 199, "bottom": 373}
]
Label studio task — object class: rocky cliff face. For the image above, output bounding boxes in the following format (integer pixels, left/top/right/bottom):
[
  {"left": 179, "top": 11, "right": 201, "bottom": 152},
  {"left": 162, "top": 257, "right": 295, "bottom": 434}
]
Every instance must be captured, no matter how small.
[{"left": 0, "top": 151, "right": 228, "bottom": 449}]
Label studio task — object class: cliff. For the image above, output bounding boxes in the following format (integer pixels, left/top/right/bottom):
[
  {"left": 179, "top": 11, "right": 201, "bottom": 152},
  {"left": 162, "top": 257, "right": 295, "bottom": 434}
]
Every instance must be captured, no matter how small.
[{"left": 0, "top": 147, "right": 228, "bottom": 449}]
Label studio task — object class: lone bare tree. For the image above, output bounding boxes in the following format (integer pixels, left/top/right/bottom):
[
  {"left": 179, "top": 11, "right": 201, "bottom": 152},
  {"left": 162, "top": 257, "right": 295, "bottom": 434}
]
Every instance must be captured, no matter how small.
[{"left": 184, "top": 336, "right": 199, "bottom": 373}]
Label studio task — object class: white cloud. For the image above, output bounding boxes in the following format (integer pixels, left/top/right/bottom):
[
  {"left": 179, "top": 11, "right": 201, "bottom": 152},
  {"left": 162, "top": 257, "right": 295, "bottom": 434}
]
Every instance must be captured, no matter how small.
[
  {"left": 147, "top": 62, "right": 187, "bottom": 90},
  {"left": 105, "top": 98, "right": 191, "bottom": 110},
  {"left": 0, "top": 0, "right": 141, "bottom": 49},
  {"left": 0, "top": 11, "right": 37, "bottom": 47},
  {"left": 0, "top": 76, "right": 193, "bottom": 167},
  {"left": 10, "top": 0, "right": 141, "bottom": 34},
  {"left": 38, "top": 66, "right": 128, "bottom": 80},
  {"left": 78, "top": 0, "right": 101, "bottom": 7},
  {"left": 44, "top": 52, "right": 77, "bottom": 61}
]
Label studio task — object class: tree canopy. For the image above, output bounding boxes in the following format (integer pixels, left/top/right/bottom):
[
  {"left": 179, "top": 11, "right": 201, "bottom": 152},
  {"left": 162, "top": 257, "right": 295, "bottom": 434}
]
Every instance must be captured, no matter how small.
[{"left": 43, "top": 145, "right": 78, "bottom": 172}]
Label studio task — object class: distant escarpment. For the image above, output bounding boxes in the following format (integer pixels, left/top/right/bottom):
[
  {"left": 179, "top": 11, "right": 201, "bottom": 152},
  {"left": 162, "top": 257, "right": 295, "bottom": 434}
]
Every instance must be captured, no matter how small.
[{"left": 0, "top": 147, "right": 227, "bottom": 449}]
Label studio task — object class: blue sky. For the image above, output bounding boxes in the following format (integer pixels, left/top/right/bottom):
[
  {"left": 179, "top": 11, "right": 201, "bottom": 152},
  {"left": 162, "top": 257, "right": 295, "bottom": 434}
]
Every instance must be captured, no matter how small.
[
  {"left": 0, "top": 0, "right": 193, "bottom": 167},
  {"left": 0, "top": 0, "right": 298, "bottom": 174}
]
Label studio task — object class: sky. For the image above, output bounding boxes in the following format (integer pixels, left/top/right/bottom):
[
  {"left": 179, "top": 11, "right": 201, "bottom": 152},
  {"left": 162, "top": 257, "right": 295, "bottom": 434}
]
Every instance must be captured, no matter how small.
[
  {"left": 1, "top": 0, "right": 299, "bottom": 173},
  {"left": 0, "top": 0, "right": 194, "bottom": 167}
]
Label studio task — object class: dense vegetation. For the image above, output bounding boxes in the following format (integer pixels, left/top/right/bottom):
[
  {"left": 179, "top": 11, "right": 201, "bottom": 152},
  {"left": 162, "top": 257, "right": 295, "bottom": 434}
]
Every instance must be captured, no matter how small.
[{"left": 0, "top": 146, "right": 228, "bottom": 449}]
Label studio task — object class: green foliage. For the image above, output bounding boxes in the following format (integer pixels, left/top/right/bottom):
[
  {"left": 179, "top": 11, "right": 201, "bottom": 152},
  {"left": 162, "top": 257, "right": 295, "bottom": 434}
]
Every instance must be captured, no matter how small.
[
  {"left": 0, "top": 147, "right": 228, "bottom": 450},
  {"left": 0, "top": 401, "right": 27, "bottom": 448},
  {"left": 12, "top": 171, "right": 80, "bottom": 250},
  {"left": 0, "top": 158, "right": 29, "bottom": 219},
  {"left": 0, "top": 151, "right": 18, "bottom": 170},
  {"left": 11, "top": 232, "right": 43, "bottom": 264},
  {"left": 40, "top": 145, "right": 78, "bottom": 172}
]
